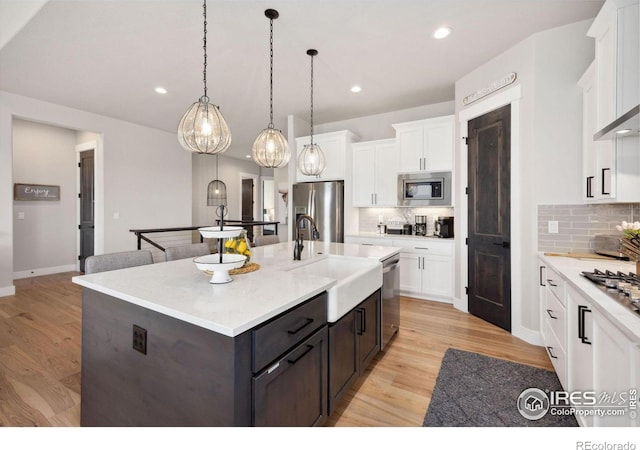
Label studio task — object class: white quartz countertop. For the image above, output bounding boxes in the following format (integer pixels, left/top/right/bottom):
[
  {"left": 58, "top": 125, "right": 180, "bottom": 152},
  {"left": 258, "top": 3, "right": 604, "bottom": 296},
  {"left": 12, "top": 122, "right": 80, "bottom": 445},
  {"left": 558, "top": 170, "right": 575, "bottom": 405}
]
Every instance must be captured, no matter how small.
[
  {"left": 72, "top": 241, "right": 401, "bottom": 337},
  {"left": 538, "top": 253, "right": 640, "bottom": 341}
]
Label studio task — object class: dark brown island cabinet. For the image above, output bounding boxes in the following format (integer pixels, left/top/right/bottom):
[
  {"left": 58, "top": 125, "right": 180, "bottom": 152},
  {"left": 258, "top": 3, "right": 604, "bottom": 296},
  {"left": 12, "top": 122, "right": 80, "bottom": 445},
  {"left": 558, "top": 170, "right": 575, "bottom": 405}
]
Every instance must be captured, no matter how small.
[{"left": 80, "top": 287, "right": 382, "bottom": 426}]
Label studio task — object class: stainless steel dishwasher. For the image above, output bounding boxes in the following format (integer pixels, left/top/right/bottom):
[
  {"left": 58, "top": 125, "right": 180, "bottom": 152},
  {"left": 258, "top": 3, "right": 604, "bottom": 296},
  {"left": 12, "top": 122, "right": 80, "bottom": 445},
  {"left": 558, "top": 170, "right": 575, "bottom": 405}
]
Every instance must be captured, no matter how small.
[{"left": 381, "top": 253, "right": 400, "bottom": 350}]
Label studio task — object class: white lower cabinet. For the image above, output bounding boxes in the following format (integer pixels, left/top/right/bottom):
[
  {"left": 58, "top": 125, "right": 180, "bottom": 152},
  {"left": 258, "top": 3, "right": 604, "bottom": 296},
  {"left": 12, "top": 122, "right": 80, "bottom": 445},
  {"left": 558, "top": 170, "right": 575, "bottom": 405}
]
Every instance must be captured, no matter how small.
[
  {"left": 395, "top": 239, "right": 453, "bottom": 301},
  {"left": 540, "top": 258, "right": 639, "bottom": 427}
]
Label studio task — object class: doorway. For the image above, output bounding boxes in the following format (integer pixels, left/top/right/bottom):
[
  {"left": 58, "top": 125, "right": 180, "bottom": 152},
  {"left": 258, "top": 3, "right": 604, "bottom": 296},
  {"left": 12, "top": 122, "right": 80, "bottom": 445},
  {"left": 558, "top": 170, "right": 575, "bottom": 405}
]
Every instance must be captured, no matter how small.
[
  {"left": 241, "top": 177, "right": 255, "bottom": 242},
  {"left": 467, "top": 104, "right": 511, "bottom": 331},
  {"left": 78, "top": 149, "right": 95, "bottom": 272}
]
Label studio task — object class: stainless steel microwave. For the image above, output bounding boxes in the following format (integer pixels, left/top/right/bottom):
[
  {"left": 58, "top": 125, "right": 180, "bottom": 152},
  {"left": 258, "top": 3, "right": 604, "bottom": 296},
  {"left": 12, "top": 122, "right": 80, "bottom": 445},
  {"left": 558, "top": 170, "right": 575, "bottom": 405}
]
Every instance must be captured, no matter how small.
[{"left": 397, "top": 171, "right": 452, "bottom": 206}]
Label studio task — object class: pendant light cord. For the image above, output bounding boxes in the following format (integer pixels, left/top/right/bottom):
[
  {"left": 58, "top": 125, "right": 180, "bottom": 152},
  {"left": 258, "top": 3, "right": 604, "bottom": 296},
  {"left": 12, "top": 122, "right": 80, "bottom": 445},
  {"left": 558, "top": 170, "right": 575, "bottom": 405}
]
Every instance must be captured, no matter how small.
[
  {"left": 310, "top": 52, "right": 314, "bottom": 145},
  {"left": 269, "top": 16, "right": 274, "bottom": 128},
  {"left": 202, "top": 0, "right": 208, "bottom": 101}
]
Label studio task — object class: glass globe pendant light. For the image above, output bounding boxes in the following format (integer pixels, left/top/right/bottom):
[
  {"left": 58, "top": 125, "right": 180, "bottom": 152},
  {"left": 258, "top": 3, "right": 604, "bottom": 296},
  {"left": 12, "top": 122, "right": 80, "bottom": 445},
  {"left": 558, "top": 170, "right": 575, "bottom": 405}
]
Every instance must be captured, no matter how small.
[
  {"left": 177, "top": 0, "right": 231, "bottom": 155},
  {"left": 298, "top": 49, "right": 325, "bottom": 177},
  {"left": 252, "top": 9, "right": 290, "bottom": 168}
]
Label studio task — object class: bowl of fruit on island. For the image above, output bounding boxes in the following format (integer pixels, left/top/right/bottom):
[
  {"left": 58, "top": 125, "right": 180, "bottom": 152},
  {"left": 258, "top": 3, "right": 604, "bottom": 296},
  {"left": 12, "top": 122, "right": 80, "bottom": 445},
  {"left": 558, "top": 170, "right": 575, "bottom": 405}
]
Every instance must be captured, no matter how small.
[{"left": 224, "top": 231, "right": 252, "bottom": 266}]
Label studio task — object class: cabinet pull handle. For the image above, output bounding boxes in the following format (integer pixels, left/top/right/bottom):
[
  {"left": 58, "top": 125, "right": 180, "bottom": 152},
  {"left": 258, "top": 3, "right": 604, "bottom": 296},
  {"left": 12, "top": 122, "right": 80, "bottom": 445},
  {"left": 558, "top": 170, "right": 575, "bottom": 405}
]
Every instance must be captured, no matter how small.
[
  {"left": 356, "top": 309, "right": 364, "bottom": 335},
  {"left": 539, "top": 266, "right": 546, "bottom": 286},
  {"left": 414, "top": 247, "right": 429, "bottom": 250},
  {"left": 287, "top": 344, "right": 314, "bottom": 365},
  {"left": 546, "top": 309, "right": 557, "bottom": 319},
  {"left": 586, "top": 176, "right": 594, "bottom": 198},
  {"left": 361, "top": 243, "right": 374, "bottom": 246},
  {"left": 287, "top": 318, "right": 313, "bottom": 335},
  {"left": 601, "top": 168, "right": 610, "bottom": 195},
  {"left": 578, "top": 305, "right": 592, "bottom": 345},
  {"left": 546, "top": 346, "right": 558, "bottom": 359},
  {"left": 418, "top": 257, "right": 421, "bottom": 270},
  {"left": 547, "top": 280, "right": 557, "bottom": 287}
]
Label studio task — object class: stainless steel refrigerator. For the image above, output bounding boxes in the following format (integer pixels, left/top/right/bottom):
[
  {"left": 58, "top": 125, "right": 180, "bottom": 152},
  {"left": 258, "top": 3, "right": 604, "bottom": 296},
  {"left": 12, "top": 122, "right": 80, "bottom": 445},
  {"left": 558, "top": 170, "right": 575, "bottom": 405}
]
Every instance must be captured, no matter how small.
[{"left": 292, "top": 180, "right": 344, "bottom": 243}]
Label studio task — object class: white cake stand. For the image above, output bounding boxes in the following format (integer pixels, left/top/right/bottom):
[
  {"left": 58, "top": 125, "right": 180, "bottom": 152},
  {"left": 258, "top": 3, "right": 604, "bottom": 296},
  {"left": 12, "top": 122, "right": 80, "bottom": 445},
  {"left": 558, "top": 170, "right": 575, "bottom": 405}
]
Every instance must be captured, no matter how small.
[
  {"left": 193, "top": 253, "right": 247, "bottom": 284},
  {"left": 198, "top": 226, "right": 244, "bottom": 239}
]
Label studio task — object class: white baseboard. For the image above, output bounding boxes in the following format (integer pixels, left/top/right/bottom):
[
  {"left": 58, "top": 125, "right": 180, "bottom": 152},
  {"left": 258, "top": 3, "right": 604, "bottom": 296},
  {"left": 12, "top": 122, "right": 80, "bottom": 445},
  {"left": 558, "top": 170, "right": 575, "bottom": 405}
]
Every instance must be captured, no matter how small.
[
  {"left": 13, "top": 264, "right": 77, "bottom": 280},
  {"left": 0, "top": 285, "right": 16, "bottom": 297},
  {"left": 400, "top": 291, "right": 453, "bottom": 304},
  {"left": 512, "top": 325, "right": 543, "bottom": 347}
]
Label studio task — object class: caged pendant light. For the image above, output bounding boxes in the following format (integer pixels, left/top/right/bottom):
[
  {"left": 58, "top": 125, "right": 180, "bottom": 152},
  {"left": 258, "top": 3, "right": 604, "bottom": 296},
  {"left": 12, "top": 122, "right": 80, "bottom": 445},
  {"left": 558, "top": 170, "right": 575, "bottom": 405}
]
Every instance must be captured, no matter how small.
[
  {"left": 207, "top": 155, "right": 228, "bottom": 219},
  {"left": 297, "top": 49, "right": 325, "bottom": 177},
  {"left": 177, "top": 0, "right": 232, "bottom": 155},
  {"left": 252, "top": 9, "right": 290, "bottom": 169}
]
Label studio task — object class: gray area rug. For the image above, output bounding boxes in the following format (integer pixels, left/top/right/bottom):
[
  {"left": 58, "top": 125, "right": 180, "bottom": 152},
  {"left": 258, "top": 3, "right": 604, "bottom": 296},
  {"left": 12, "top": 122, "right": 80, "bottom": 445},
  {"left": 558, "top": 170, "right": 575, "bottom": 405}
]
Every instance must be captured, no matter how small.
[{"left": 423, "top": 348, "right": 578, "bottom": 427}]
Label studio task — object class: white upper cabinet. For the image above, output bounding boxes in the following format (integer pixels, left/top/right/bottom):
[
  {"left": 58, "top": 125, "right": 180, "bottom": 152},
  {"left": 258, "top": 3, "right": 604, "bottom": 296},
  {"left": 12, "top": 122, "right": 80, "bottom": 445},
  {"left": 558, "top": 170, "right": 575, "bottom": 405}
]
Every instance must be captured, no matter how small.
[
  {"left": 295, "top": 130, "right": 358, "bottom": 182},
  {"left": 352, "top": 139, "right": 398, "bottom": 207},
  {"left": 392, "top": 115, "right": 454, "bottom": 173},
  {"left": 587, "top": 0, "right": 639, "bottom": 130}
]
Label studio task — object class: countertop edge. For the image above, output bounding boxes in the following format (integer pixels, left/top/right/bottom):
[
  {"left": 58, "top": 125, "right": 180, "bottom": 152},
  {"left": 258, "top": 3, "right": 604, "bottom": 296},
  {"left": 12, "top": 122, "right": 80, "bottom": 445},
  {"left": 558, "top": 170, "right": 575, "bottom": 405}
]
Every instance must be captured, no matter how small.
[{"left": 538, "top": 253, "right": 640, "bottom": 342}]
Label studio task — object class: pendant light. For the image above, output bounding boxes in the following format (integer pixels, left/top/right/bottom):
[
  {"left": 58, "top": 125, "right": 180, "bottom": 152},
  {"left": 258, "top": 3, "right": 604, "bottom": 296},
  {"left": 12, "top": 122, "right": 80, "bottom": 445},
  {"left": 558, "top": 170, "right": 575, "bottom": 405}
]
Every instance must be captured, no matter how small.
[
  {"left": 252, "top": 9, "right": 290, "bottom": 168},
  {"left": 177, "top": 0, "right": 232, "bottom": 155},
  {"left": 298, "top": 49, "right": 325, "bottom": 177}
]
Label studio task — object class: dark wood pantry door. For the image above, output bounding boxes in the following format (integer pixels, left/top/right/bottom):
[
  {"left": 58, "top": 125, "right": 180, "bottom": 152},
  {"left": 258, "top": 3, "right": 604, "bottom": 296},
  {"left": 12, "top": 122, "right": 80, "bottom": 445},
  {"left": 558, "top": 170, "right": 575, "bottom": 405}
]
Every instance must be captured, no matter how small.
[
  {"left": 79, "top": 150, "right": 95, "bottom": 272},
  {"left": 467, "top": 104, "right": 511, "bottom": 332}
]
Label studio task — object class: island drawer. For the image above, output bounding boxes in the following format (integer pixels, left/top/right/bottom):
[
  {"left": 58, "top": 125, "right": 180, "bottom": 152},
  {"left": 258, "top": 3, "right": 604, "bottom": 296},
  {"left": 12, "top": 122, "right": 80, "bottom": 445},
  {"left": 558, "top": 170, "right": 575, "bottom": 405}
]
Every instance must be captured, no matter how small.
[{"left": 252, "top": 292, "right": 327, "bottom": 373}]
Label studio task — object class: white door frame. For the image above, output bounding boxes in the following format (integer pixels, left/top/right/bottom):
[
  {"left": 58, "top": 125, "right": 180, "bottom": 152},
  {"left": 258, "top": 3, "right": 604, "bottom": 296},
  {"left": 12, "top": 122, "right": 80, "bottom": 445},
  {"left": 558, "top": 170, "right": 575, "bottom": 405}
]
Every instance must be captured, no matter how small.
[{"left": 457, "top": 85, "right": 531, "bottom": 342}]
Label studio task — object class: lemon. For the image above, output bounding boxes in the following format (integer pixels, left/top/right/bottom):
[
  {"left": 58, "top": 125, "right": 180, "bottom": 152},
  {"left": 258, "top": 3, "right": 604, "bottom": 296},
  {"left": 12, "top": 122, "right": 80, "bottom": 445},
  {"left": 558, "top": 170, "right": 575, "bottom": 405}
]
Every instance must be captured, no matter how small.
[
  {"left": 237, "top": 241, "right": 247, "bottom": 254},
  {"left": 225, "top": 239, "right": 236, "bottom": 249}
]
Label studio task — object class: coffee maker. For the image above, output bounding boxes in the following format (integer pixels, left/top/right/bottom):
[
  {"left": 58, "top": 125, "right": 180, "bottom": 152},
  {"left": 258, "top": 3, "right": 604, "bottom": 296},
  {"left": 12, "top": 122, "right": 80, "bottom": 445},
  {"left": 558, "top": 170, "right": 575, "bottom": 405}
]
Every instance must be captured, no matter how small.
[
  {"left": 434, "top": 216, "right": 454, "bottom": 238},
  {"left": 414, "top": 215, "right": 428, "bottom": 236}
]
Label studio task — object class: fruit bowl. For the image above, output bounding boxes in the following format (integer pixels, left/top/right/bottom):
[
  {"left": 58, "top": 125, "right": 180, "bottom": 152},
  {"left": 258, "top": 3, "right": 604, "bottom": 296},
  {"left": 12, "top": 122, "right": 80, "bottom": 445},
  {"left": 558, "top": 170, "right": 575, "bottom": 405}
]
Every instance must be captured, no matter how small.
[
  {"left": 198, "top": 226, "right": 244, "bottom": 239},
  {"left": 193, "top": 253, "right": 247, "bottom": 284}
]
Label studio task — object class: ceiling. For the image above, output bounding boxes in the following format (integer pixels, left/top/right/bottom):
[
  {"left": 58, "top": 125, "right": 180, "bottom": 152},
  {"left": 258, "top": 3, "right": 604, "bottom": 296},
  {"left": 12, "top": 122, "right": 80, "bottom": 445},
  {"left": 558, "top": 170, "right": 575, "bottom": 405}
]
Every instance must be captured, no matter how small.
[{"left": 0, "top": 0, "right": 604, "bottom": 160}]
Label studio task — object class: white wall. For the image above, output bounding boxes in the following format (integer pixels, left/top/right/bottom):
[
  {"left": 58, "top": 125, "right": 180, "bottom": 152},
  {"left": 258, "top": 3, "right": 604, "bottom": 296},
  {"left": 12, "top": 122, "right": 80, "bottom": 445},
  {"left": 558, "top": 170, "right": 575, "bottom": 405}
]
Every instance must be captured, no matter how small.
[
  {"left": 454, "top": 19, "right": 594, "bottom": 343},
  {"left": 191, "top": 154, "right": 261, "bottom": 228},
  {"left": 12, "top": 119, "right": 77, "bottom": 276},
  {"left": 0, "top": 91, "right": 192, "bottom": 295},
  {"left": 314, "top": 101, "right": 455, "bottom": 140}
]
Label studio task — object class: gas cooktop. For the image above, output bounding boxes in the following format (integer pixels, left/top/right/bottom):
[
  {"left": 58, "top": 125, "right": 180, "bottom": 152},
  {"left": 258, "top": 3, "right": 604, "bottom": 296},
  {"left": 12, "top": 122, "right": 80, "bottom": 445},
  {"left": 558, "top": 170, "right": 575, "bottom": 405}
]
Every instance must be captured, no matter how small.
[{"left": 581, "top": 269, "right": 640, "bottom": 316}]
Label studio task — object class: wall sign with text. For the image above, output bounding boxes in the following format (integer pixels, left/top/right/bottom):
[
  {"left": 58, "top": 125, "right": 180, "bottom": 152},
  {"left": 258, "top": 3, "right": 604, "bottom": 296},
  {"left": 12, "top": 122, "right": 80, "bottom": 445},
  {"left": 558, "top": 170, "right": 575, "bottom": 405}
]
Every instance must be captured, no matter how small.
[
  {"left": 462, "top": 72, "right": 517, "bottom": 106},
  {"left": 14, "top": 183, "right": 60, "bottom": 201}
]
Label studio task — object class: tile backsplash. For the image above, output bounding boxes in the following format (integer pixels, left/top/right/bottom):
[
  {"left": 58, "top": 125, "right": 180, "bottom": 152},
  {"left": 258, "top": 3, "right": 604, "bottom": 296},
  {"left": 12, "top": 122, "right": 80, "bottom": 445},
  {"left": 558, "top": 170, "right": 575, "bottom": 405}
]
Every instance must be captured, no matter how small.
[
  {"left": 359, "top": 207, "right": 454, "bottom": 235},
  {"left": 538, "top": 203, "right": 640, "bottom": 253}
]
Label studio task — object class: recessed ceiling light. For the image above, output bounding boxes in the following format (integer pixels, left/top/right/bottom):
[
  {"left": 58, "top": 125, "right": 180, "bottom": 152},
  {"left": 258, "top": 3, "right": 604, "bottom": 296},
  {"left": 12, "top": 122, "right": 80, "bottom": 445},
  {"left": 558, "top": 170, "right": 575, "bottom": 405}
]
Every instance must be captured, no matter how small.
[
  {"left": 433, "top": 26, "right": 452, "bottom": 39},
  {"left": 154, "top": 86, "right": 168, "bottom": 94},
  {"left": 246, "top": 155, "right": 251, "bottom": 158},
  {"left": 616, "top": 129, "right": 632, "bottom": 134},
  {"left": 351, "top": 85, "right": 362, "bottom": 93}
]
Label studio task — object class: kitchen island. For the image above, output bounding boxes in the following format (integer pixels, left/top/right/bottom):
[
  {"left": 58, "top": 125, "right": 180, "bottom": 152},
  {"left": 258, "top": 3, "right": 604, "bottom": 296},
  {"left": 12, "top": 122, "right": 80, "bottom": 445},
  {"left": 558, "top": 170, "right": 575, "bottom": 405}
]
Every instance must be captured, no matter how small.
[{"left": 72, "top": 241, "right": 400, "bottom": 427}]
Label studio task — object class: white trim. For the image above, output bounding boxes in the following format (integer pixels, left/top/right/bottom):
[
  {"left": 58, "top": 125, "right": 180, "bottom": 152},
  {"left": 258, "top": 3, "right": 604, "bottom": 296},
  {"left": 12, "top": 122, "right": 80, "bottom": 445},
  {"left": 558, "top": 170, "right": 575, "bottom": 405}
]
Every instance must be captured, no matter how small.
[
  {"left": 76, "top": 141, "right": 97, "bottom": 271},
  {"left": 457, "top": 85, "right": 532, "bottom": 341},
  {"left": 0, "top": 285, "right": 16, "bottom": 297},
  {"left": 13, "top": 264, "right": 77, "bottom": 280}
]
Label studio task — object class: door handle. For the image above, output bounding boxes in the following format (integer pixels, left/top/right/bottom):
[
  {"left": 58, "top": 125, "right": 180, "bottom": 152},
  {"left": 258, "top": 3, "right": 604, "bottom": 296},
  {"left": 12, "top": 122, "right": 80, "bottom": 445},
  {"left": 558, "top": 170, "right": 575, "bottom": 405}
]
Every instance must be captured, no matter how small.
[
  {"left": 601, "top": 168, "right": 610, "bottom": 195},
  {"left": 578, "top": 305, "right": 592, "bottom": 345},
  {"left": 492, "top": 241, "right": 510, "bottom": 248},
  {"left": 546, "top": 309, "right": 557, "bottom": 319},
  {"left": 586, "top": 176, "right": 594, "bottom": 198},
  {"left": 287, "top": 344, "right": 314, "bottom": 365}
]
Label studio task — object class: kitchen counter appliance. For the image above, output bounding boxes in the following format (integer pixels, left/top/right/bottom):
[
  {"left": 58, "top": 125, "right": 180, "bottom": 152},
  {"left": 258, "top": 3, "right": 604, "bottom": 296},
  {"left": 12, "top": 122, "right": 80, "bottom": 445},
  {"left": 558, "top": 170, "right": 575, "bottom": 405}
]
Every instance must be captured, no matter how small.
[
  {"left": 581, "top": 269, "right": 640, "bottom": 316},
  {"left": 414, "top": 215, "right": 428, "bottom": 236},
  {"left": 434, "top": 216, "right": 454, "bottom": 238},
  {"left": 381, "top": 254, "right": 400, "bottom": 350}
]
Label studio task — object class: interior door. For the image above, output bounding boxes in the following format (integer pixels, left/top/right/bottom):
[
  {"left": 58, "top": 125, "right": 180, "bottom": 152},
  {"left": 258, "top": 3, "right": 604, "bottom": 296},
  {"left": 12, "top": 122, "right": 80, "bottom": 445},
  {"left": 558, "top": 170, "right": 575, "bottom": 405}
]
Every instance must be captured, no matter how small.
[
  {"left": 79, "top": 150, "right": 95, "bottom": 272},
  {"left": 467, "top": 104, "right": 511, "bottom": 331},
  {"left": 241, "top": 178, "right": 254, "bottom": 241}
]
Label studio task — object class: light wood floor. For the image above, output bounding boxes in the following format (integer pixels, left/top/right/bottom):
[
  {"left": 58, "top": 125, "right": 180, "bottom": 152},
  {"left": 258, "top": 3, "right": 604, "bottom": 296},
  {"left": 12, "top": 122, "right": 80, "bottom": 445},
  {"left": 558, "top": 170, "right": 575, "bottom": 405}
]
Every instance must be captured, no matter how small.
[{"left": 0, "top": 272, "right": 552, "bottom": 427}]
